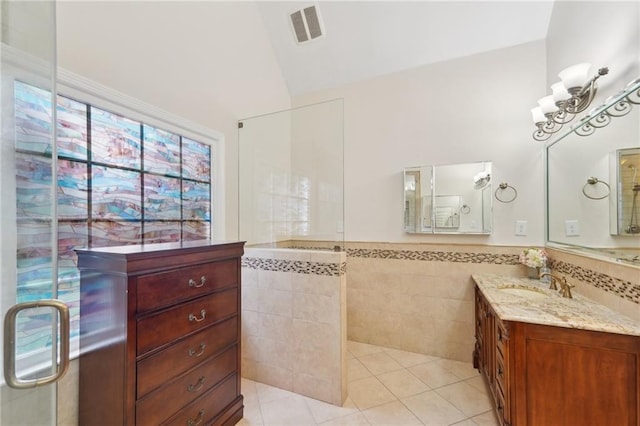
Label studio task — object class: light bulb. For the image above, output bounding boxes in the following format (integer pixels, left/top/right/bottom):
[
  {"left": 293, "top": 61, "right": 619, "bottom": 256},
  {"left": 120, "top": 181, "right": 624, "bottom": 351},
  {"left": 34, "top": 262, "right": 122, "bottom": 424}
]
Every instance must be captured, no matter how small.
[
  {"left": 531, "top": 107, "right": 546, "bottom": 124},
  {"left": 558, "top": 63, "right": 592, "bottom": 90},
  {"left": 538, "top": 96, "right": 559, "bottom": 114},
  {"left": 551, "top": 82, "right": 571, "bottom": 102}
]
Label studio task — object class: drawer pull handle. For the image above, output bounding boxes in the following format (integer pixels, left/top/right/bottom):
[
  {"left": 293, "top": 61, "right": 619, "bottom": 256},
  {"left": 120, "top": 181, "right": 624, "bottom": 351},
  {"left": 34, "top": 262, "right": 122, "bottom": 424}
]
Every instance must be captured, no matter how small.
[
  {"left": 498, "top": 366, "right": 503, "bottom": 376},
  {"left": 188, "top": 343, "right": 206, "bottom": 357},
  {"left": 187, "top": 376, "right": 205, "bottom": 392},
  {"left": 187, "top": 409, "right": 205, "bottom": 426},
  {"left": 188, "top": 309, "right": 206, "bottom": 322},
  {"left": 188, "top": 276, "right": 207, "bottom": 288}
]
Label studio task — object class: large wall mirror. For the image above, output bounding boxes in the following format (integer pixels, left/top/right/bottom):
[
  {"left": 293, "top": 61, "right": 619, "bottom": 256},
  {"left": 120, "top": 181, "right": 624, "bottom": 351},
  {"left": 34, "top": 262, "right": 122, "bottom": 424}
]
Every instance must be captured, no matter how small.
[
  {"left": 404, "top": 161, "right": 492, "bottom": 234},
  {"left": 546, "top": 78, "right": 640, "bottom": 265}
]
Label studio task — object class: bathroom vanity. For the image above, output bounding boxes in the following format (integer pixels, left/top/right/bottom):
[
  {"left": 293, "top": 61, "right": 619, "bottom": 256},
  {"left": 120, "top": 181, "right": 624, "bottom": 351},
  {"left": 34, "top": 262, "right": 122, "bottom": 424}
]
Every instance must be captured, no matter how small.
[
  {"left": 76, "top": 240, "right": 244, "bottom": 426},
  {"left": 472, "top": 274, "right": 640, "bottom": 426}
]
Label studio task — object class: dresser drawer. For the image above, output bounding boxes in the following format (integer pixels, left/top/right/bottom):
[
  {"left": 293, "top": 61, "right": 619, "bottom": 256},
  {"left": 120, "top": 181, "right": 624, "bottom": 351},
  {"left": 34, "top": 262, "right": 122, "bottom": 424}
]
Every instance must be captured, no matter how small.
[
  {"left": 137, "top": 289, "right": 238, "bottom": 355},
  {"left": 137, "top": 259, "right": 238, "bottom": 313},
  {"left": 137, "top": 316, "right": 238, "bottom": 398},
  {"left": 136, "top": 345, "right": 237, "bottom": 425},
  {"left": 159, "top": 373, "right": 238, "bottom": 426}
]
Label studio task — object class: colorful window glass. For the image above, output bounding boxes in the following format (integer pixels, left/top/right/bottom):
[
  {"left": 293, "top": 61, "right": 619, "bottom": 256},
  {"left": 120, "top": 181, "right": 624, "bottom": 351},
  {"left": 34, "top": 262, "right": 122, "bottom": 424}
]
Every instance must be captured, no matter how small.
[{"left": 13, "top": 81, "right": 213, "bottom": 356}]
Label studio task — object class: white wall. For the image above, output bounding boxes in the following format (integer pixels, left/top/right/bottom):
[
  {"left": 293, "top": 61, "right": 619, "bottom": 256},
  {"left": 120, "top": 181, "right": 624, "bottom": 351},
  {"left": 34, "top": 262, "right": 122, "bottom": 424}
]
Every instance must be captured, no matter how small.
[
  {"left": 56, "top": 1, "right": 292, "bottom": 239},
  {"left": 293, "top": 41, "right": 548, "bottom": 245}
]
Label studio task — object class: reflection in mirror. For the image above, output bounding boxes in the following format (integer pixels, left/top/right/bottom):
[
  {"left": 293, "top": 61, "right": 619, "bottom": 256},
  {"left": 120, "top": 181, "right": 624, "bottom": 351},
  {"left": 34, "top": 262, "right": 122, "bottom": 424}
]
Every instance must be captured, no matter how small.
[
  {"left": 404, "top": 162, "right": 492, "bottom": 234},
  {"left": 547, "top": 78, "right": 640, "bottom": 265},
  {"left": 611, "top": 148, "right": 640, "bottom": 236}
]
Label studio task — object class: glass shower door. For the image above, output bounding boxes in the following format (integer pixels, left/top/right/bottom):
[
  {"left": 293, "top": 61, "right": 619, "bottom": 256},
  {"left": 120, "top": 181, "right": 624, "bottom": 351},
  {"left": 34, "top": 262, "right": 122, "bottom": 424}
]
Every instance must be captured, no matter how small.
[{"left": 1, "top": 1, "right": 69, "bottom": 424}]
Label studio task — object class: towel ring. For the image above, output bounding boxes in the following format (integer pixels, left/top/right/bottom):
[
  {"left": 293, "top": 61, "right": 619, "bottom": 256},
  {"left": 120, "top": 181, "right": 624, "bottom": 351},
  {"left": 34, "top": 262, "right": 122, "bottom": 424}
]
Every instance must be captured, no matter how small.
[
  {"left": 460, "top": 204, "right": 471, "bottom": 214},
  {"left": 495, "top": 182, "right": 517, "bottom": 203},
  {"left": 582, "top": 177, "right": 610, "bottom": 200}
]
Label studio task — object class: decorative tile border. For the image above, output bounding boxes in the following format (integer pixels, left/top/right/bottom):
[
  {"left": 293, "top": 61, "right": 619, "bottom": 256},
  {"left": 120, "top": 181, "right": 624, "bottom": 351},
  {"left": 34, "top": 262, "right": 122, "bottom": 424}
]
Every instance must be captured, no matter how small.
[
  {"left": 242, "top": 257, "right": 346, "bottom": 276},
  {"left": 346, "top": 248, "right": 520, "bottom": 265},
  {"left": 550, "top": 260, "right": 640, "bottom": 304},
  {"left": 244, "top": 243, "right": 639, "bottom": 304}
]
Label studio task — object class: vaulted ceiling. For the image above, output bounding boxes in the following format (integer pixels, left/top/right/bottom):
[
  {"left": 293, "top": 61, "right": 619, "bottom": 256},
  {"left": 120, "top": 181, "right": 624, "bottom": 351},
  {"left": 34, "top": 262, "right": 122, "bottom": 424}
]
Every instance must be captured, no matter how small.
[{"left": 256, "top": 1, "right": 555, "bottom": 96}]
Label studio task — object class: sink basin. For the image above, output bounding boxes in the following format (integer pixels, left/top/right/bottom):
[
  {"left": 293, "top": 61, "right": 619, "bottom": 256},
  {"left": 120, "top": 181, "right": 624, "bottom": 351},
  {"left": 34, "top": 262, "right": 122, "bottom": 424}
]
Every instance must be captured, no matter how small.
[{"left": 498, "top": 286, "right": 549, "bottom": 299}]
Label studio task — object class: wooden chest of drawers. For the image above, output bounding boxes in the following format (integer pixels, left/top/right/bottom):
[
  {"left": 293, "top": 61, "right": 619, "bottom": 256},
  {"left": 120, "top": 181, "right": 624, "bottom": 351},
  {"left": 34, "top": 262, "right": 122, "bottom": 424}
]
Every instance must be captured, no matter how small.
[{"left": 77, "top": 240, "right": 244, "bottom": 426}]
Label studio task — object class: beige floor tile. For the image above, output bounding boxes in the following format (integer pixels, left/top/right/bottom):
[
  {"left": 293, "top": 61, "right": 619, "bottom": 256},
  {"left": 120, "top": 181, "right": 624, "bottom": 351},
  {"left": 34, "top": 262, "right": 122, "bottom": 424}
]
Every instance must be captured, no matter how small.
[
  {"left": 435, "top": 381, "right": 493, "bottom": 417},
  {"left": 348, "top": 376, "right": 398, "bottom": 410},
  {"left": 304, "top": 396, "right": 360, "bottom": 424},
  {"left": 348, "top": 340, "right": 385, "bottom": 357},
  {"left": 362, "top": 400, "right": 423, "bottom": 426},
  {"left": 435, "top": 359, "right": 480, "bottom": 380},
  {"left": 238, "top": 402, "right": 264, "bottom": 426},
  {"left": 464, "top": 375, "right": 488, "bottom": 393},
  {"left": 376, "top": 369, "right": 431, "bottom": 399},
  {"left": 408, "top": 361, "right": 462, "bottom": 389},
  {"left": 348, "top": 358, "right": 373, "bottom": 382},
  {"left": 470, "top": 409, "right": 500, "bottom": 426},
  {"left": 449, "top": 420, "right": 476, "bottom": 426},
  {"left": 319, "top": 412, "right": 371, "bottom": 425},
  {"left": 401, "top": 390, "right": 467, "bottom": 426},
  {"left": 260, "top": 394, "right": 316, "bottom": 426},
  {"left": 384, "top": 347, "right": 439, "bottom": 367},
  {"left": 255, "top": 382, "right": 298, "bottom": 405},
  {"left": 357, "top": 351, "right": 404, "bottom": 375}
]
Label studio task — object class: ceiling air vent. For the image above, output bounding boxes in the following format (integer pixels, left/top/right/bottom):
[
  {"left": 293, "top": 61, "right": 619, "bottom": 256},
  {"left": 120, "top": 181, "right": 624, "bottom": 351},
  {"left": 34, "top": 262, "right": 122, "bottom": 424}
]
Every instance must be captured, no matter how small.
[{"left": 290, "top": 5, "right": 325, "bottom": 44}]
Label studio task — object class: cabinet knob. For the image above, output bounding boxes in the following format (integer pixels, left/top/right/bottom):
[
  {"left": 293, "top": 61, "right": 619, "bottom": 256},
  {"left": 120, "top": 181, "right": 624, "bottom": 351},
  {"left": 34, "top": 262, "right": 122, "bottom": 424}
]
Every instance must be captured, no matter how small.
[
  {"left": 187, "top": 409, "right": 205, "bottom": 426},
  {"left": 188, "top": 343, "right": 206, "bottom": 357},
  {"left": 188, "top": 309, "right": 207, "bottom": 322}
]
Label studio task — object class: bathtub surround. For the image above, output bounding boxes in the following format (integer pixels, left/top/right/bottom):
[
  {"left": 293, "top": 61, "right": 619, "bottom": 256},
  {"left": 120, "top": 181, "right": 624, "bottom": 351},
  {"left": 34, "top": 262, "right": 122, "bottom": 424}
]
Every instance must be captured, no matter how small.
[{"left": 241, "top": 247, "right": 347, "bottom": 405}]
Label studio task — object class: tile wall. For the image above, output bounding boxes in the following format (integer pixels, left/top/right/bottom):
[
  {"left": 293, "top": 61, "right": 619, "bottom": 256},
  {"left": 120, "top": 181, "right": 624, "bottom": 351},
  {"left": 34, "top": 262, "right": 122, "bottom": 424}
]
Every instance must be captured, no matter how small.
[
  {"left": 345, "top": 242, "right": 639, "bottom": 363},
  {"left": 241, "top": 247, "right": 348, "bottom": 405}
]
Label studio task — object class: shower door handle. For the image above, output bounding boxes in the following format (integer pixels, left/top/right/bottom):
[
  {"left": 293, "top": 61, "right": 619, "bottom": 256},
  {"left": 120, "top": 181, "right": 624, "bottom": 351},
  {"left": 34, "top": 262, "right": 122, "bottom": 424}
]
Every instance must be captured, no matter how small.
[{"left": 3, "top": 299, "right": 71, "bottom": 389}]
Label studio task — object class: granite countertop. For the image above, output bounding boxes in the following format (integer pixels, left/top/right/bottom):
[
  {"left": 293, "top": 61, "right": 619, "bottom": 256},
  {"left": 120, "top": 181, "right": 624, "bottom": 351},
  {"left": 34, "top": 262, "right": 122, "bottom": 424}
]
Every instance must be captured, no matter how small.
[{"left": 472, "top": 273, "right": 640, "bottom": 337}]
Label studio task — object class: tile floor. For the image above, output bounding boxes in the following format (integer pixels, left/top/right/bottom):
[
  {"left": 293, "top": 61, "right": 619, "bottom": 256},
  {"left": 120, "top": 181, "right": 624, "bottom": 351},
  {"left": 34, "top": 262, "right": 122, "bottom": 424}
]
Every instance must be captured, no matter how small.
[{"left": 238, "top": 340, "right": 499, "bottom": 426}]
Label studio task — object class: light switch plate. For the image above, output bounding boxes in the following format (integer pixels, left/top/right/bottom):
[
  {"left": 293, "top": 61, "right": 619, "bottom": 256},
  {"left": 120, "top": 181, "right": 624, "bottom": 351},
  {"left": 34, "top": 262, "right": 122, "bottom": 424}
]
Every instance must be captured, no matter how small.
[
  {"left": 515, "top": 220, "right": 528, "bottom": 236},
  {"left": 565, "top": 220, "right": 580, "bottom": 236}
]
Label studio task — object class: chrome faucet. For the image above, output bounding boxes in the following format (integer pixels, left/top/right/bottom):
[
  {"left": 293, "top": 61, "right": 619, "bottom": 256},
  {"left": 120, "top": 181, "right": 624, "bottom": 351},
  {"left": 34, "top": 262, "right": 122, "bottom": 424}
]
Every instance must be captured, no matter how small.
[{"left": 540, "top": 272, "right": 574, "bottom": 298}]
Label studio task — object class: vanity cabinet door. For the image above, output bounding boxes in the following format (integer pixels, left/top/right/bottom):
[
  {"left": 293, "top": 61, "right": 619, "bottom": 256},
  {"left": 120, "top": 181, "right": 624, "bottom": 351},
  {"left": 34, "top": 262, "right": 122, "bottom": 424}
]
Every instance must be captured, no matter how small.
[{"left": 513, "top": 323, "right": 639, "bottom": 426}]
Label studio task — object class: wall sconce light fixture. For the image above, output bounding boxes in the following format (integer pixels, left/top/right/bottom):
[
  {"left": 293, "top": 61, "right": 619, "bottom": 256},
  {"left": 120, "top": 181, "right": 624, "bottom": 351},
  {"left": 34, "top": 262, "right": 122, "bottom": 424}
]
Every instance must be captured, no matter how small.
[{"left": 531, "top": 63, "right": 608, "bottom": 141}]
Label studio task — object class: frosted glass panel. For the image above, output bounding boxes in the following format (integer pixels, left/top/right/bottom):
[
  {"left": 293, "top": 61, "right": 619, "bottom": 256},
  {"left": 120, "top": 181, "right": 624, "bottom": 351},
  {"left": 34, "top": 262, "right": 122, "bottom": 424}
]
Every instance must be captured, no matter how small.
[
  {"left": 14, "top": 81, "right": 53, "bottom": 155},
  {"left": 57, "top": 95, "right": 88, "bottom": 160},
  {"left": 183, "top": 181, "right": 210, "bottom": 220},
  {"left": 91, "top": 166, "right": 141, "bottom": 219},
  {"left": 58, "top": 160, "right": 88, "bottom": 219},
  {"left": 91, "top": 221, "right": 141, "bottom": 246},
  {"left": 91, "top": 107, "right": 141, "bottom": 167},
  {"left": 143, "top": 125, "right": 180, "bottom": 176},
  {"left": 15, "top": 153, "right": 52, "bottom": 219},
  {"left": 144, "top": 175, "right": 181, "bottom": 219},
  {"left": 183, "top": 221, "right": 211, "bottom": 241},
  {"left": 143, "top": 221, "right": 181, "bottom": 243},
  {"left": 182, "top": 137, "right": 211, "bottom": 181}
]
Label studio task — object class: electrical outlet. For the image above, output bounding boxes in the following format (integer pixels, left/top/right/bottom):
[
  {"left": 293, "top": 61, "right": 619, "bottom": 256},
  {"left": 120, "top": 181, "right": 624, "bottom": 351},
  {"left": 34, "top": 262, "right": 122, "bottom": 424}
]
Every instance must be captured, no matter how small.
[
  {"left": 565, "top": 220, "right": 580, "bottom": 236},
  {"left": 515, "top": 220, "right": 528, "bottom": 236}
]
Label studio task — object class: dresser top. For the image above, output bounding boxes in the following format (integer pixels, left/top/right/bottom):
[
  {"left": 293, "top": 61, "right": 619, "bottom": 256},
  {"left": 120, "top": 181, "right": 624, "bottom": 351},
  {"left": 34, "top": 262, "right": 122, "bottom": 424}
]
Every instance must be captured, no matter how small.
[
  {"left": 472, "top": 273, "right": 640, "bottom": 337},
  {"left": 76, "top": 240, "right": 245, "bottom": 274}
]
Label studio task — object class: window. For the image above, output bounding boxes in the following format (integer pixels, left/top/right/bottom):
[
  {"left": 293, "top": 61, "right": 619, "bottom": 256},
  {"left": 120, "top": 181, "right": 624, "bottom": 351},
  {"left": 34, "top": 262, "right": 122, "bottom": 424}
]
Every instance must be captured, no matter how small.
[{"left": 14, "top": 81, "right": 213, "bottom": 355}]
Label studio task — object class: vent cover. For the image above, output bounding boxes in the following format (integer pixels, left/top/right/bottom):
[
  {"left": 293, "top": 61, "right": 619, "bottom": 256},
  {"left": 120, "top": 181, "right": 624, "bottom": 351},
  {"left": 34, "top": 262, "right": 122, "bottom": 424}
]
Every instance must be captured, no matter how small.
[{"left": 290, "top": 5, "right": 325, "bottom": 44}]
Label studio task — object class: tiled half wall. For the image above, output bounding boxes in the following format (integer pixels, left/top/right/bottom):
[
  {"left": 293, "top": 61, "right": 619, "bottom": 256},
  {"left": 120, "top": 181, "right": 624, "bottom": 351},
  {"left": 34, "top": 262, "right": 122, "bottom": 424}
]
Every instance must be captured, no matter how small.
[
  {"left": 241, "top": 247, "right": 347, "bottom": 405},
  {"left": 242, "top": 241, "right": 639, "bottom": 372}
]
